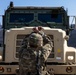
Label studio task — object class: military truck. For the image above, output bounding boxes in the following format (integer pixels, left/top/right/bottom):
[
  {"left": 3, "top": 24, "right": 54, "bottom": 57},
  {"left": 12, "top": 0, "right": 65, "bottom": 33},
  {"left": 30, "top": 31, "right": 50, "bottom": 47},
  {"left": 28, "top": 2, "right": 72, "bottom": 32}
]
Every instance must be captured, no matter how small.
[{"left": 0, "top": 2, "right": 76, "bottom": 75}]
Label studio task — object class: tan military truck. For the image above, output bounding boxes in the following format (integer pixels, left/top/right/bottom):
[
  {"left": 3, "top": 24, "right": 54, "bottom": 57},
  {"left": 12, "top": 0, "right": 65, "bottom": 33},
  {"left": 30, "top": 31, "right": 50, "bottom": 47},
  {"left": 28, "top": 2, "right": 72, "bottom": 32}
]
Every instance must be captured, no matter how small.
[
  {"left": 0, "top": 2, "right": 76, "bottom": 75},
  {"left": 0, "top": 27, "right": 75, "bottom": 75}
]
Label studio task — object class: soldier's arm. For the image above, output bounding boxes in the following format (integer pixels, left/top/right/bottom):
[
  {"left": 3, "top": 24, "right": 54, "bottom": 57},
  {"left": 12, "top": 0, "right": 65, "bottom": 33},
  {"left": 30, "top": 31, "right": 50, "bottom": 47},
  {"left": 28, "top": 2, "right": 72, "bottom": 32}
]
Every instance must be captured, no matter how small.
[
  {"left": 41, "top": 34, "right": 53, "bottom": 61},
  {"left": 41, "top": 42, "right": 52, "bottom": 61},
  {"left": 19, "top": 37, "right": 29, "bottom": 58}
]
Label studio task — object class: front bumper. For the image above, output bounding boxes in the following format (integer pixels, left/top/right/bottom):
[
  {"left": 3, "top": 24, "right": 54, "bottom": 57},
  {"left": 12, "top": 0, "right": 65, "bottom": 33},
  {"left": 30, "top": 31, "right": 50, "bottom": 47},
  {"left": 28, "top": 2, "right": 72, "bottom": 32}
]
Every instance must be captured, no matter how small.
[{"left": 46, "top": 64, "right": 76, "bottom": 74}]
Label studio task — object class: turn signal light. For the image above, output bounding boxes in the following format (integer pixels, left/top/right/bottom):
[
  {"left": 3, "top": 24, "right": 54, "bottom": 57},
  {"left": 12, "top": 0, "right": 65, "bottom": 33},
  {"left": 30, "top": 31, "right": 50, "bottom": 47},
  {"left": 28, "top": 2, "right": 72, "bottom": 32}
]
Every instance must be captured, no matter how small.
[
  {"left": 66, "top": 66, "right": 72, "bottom": 73},
  {"left": 0, "top": 66, "right": 4, "bottom": 73}
]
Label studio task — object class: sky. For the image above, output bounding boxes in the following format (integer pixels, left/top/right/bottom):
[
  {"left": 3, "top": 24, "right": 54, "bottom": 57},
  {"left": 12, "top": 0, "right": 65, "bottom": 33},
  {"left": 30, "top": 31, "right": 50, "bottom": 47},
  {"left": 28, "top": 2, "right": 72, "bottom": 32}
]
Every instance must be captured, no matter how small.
[{"left": 0, "top": 0, "right": 76, "bottom": 25}]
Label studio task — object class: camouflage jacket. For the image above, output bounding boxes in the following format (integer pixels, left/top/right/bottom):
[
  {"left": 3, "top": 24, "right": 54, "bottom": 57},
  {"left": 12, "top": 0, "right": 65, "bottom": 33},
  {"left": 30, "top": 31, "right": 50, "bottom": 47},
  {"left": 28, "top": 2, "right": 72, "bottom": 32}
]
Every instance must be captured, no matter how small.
[{"left": 19, "top": 33, "right": 53, "bottom": 75}]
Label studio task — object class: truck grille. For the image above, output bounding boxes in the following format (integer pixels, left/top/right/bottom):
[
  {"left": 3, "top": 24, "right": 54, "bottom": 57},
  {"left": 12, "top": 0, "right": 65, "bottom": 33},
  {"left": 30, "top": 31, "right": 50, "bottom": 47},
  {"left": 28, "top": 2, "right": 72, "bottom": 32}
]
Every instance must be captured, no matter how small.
[{"left": 16, "top": 34, "right": 54, "bottom": 58}]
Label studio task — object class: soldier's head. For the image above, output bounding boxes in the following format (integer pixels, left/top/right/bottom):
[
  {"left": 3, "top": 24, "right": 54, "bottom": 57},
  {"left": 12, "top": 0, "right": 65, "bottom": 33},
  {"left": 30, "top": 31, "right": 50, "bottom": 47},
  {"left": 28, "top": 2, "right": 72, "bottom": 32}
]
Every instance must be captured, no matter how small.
[{"left": 29, "top": 33, "right": 43, "bottom": 48}]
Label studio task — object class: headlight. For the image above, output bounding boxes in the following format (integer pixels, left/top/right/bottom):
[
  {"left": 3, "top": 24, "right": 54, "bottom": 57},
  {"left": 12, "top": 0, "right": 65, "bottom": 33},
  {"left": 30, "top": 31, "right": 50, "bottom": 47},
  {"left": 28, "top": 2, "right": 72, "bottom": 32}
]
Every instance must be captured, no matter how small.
[
  {"left": 0, "top": 55, "right": 2, "bottom": 60},
  {"left": 68, "top": 56, "right": 74, "bottom": 60}
]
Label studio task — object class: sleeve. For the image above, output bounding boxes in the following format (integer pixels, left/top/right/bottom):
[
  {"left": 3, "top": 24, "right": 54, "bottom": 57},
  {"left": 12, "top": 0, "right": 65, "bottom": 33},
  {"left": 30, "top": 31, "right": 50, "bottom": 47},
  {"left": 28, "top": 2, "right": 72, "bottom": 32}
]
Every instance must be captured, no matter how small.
[
  {"left": 41, "top": 43, "right": 52, "bottom": 61},
  {"left": 19, "top": 37, "right": 29, "bottom": 58},
  {"left": 40, "top": 34, "right": 53, "bottom": 62}
]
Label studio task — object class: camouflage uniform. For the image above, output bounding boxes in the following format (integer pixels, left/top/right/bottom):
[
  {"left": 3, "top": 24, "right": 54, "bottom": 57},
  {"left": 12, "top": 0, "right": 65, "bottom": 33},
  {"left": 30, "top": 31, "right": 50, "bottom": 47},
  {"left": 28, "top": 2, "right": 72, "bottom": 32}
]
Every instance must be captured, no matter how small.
[{"left": 19, "top": 32, "right": 53, "bottom": 75}]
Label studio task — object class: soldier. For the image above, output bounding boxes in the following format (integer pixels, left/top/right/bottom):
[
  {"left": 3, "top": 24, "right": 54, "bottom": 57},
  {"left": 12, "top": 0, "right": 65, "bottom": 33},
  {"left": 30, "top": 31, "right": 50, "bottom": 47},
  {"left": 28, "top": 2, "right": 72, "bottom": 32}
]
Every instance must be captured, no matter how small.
[{"left": 19, "top": 27, "right": 53, "bottom": 75}]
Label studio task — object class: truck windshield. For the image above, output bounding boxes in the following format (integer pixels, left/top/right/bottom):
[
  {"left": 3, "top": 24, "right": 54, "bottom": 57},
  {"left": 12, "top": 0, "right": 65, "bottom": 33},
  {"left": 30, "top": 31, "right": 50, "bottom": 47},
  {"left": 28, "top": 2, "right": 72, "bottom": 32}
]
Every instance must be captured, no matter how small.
[
  {"left": 38, "top": 13, "right": 62, "bottom": 23},
  {"left": 9, "top": 13, "right": 34, "bottom": 23}
]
